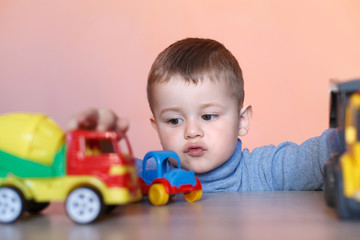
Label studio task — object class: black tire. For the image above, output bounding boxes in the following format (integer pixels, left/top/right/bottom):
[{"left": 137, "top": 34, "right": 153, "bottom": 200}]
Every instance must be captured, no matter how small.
[
  {"left": 26, "top": 201, "right": 50, "bottom": 214},
  {"left": 324, "top": 158, "right": 337, "bottom": 208},
  {"left": 0, "top": 186, "right": 25, "bottom": 223},
  {"left": 103, "top": 205, "right": 117, "bottom": 214}
]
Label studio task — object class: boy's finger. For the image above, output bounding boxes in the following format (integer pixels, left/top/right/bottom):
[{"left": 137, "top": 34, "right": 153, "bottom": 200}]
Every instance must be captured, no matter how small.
[
  {"left": 97, "top": 109, "right": 118, "bottom": 131},
  {"left": 66, "top": 117, "right": 80, "bottom": 130},
  {"left": 67, "top": 108, "right": 99, "bottom": 130},
  {"left": 79, "top": 108, "right": 100, "bottom": 129}
]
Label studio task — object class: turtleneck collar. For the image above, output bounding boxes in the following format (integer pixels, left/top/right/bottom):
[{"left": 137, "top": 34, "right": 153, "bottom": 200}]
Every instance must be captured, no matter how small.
[{"left": 195, "top": 139, "right": 243, "bottom": 192}]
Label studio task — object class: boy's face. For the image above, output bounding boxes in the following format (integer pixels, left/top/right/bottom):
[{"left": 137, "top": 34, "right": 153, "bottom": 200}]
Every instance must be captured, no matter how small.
[{"left": 150, "top": 76, "right": 243, "bottom": 174}]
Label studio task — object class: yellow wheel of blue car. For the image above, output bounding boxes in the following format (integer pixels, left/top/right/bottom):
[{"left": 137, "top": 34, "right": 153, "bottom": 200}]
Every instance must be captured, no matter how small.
[
  {"left": 149, "top": 183, "right": 169, "bottom": 206},
  {"left": 184, "top": 189, "right": 202, "bottom": 202}
]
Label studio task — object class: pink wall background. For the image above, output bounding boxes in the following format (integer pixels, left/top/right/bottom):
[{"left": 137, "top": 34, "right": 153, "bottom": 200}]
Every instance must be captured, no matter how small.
[{"left": 1, "top": 0, "right": 359, "bottom": 158}]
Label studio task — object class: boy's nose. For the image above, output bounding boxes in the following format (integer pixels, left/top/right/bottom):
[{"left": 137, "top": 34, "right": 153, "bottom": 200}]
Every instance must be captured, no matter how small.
[{"left": 184, "top": 121, "right": 203, "bottom": 139}]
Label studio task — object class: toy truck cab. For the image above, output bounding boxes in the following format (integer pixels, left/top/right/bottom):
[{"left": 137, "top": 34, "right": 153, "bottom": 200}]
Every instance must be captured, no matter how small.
[
  {"left": 0, "top": 113, "right": 141, "bottom": 224},
  {"left": 66, "top": 130, "right": 139, "bottom": 192},
  {"left": 138, "top": 150, "right": 202, "bottom": 206},
  {"left": 324, "top": 79, "right": 360, "bottom": 219}
]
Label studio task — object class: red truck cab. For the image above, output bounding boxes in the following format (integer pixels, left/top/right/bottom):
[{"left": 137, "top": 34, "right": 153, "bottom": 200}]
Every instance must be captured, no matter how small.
[{"left": 66, "top": 130, "right": 139, "bottom": 195}]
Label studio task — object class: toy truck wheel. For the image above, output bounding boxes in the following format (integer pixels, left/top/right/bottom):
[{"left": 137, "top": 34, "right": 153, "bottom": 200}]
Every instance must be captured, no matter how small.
[
  {"left": 0, "top": 187, "right": 25, "bottom": 224},
  {"left": 324, "top": 158, "right": 337, "bottom": 208},
  {"left": 335, "top": 168, "right": 352, "bottom": 219},
  {"left": 149, "top": 183, "right": 169, "bottom": 206},
  {"left": 184, "top": 190, "right": 202, "bottom": 202},
  {"left": 65, "top": 187, "right": 104, "bottom": 224}
]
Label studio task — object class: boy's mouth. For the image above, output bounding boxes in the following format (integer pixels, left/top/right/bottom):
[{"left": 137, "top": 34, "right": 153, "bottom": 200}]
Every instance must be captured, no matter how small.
[{"left": 184, "top": 144, "right": 207, "bottom": 157}]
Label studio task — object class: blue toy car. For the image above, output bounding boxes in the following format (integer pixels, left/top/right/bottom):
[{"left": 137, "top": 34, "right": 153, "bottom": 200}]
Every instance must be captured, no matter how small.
[{"left": 138, "top": 150, "right": 202, "bottom": 205}]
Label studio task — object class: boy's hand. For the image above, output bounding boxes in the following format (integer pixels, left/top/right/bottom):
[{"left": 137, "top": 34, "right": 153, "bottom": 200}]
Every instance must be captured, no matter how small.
[{"left": 67, "top": 108, "right": 129, "bottom": 137}]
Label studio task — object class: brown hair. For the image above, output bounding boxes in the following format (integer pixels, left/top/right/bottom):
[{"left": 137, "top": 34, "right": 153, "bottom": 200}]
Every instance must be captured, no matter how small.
[{"left": 147, "top": 38, "right": 244, "bottom": 111}]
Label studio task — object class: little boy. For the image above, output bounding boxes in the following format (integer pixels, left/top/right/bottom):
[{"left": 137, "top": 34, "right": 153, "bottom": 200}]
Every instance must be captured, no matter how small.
[{"left": 68, "top": 38, "right": 344, "bottom": 192}]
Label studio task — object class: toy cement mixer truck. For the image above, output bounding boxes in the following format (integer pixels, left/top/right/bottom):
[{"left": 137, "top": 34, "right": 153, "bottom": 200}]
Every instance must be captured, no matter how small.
[{"left": 0, "top": 113, "right": 141, "bottom": 224}]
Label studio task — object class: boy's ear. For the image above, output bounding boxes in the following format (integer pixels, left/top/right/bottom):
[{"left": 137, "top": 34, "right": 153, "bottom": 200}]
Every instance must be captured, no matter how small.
[
  {"left": 150, "top": 116, "right": 159, "bottom": 132},
  {"left": 238, "top": 104, "right": 253, "bottom": 137}
]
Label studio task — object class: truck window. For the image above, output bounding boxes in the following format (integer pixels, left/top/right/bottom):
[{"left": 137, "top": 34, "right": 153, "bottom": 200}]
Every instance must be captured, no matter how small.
[
  {"left": 85, "top": 139, "right": 115, "bottom": 156},
  {"left": 143, "top": 157, "right": 157, "bottom": 180},
  {"left": 118, "top": 137, "right": 131, "bottom": 156}
]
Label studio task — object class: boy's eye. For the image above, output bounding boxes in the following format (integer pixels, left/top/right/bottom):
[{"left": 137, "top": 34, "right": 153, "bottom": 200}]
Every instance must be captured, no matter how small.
[
  {"left": 201, "top": 114, "right": 217, "bottom": 121},
  {"left": 167, "top": 118, "right": 183, "bottom": 125}
]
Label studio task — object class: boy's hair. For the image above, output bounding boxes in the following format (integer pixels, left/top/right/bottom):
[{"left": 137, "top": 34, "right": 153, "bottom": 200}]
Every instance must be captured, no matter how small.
[{"left": 147, "top": 38, "right": 244, "bottom": 111}]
